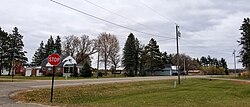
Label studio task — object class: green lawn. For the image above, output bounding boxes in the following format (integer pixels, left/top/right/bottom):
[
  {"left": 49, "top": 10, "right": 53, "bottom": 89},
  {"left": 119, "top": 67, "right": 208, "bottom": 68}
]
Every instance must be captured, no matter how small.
[{"left": 13, "top": 78, "right": 250, "bottom": 107}]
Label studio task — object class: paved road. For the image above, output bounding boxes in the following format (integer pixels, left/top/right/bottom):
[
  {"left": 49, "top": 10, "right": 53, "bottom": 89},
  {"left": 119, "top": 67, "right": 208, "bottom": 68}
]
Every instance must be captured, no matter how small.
[{"left": 0, "top": 76, "right": 208, "bottom": 107}]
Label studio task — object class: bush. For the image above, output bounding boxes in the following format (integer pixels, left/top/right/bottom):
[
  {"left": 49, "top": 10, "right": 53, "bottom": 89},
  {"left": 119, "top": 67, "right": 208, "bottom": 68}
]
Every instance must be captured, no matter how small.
[
  {"left": 80, "top": 63, "right": 92, "bottom": 77},
  {"left": 55, "top": 71, "right": 63, "bottom": 77},
  {"left": 240, "top": 71, "right": 249, "bottom": 77},
  {"left": 201, "top": 66, "right": 225, "bottom": 75},
  {"left": 97, "top": 72, "right": 103, "bottom": 77}
]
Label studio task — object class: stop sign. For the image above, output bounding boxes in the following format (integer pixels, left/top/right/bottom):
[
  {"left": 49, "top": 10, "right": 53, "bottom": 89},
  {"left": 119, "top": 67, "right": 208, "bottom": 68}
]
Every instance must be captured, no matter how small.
[{"left": 48, "top": 54, "right": 60, "bottom": 66}]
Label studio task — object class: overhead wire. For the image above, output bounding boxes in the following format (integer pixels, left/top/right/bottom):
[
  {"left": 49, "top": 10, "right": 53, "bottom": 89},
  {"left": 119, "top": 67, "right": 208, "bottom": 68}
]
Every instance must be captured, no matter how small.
[
  {"left": 137, "top": 0, "right": 177, "bottom": 25},
  {"left": 83, "top": 0, "right": 174, "bottom": 37},
  {"left": 50, "top": 0, "right": 175, "bottom": 39}
]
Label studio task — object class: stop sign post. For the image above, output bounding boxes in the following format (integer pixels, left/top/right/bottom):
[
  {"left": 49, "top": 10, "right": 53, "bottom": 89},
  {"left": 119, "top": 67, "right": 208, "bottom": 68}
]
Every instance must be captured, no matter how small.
[{"left": 48, "top": 54, "right": 60, "bottom": 103}]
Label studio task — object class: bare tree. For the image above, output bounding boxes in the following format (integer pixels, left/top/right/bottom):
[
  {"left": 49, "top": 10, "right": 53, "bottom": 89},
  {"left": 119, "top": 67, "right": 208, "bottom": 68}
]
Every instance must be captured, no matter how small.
[
  {"left": 108, "top": 37, "right": 120, "bottom": 71},
  {"left": 62, "top": 35, "right": 97, "bottom": 64},
  {"left": 76, "top": 35, "right": 98, "bottom": 64},
  {"left": 62, "top": 35, "right": 79, "bottom": 57},
  {"left": 97, "top": 32, "right": 119, "bottom": 74}
]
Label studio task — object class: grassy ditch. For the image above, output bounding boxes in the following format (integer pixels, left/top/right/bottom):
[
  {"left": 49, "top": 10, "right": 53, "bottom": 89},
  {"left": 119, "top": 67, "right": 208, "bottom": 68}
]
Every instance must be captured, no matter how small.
[{"left": 13, "top": 78, "right": 250, "bottom": 107}]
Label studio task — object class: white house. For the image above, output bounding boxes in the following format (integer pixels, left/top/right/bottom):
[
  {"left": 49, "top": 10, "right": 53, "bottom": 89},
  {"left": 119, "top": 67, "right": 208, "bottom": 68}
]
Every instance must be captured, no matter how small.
[
  {"left": 154, "top": 64, "right": 179, "bottom": 76},
  {"left": 40, "top": 55, "right": 79, "bottom": 77}
]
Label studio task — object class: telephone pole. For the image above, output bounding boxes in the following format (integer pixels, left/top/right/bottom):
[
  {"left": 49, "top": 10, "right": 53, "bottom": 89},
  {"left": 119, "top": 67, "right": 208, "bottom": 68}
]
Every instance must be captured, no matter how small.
[
  {"left": 97, "top": 51, "right": 100, "bottom": 70},
  {"left": 233, "top": 50, "right": 236, "bottom": 77},
  {"left": 176, "top": 25, "right": 181, "bottom": 84},
  {"left": 184, "top": 59, "right": 186, "bottom": 79}
]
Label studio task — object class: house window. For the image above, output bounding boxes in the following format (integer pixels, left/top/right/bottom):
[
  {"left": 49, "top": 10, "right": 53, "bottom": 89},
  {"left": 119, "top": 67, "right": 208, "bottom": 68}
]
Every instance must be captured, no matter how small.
[{"left": 64, "top": 67, "right": 69, "bottom": 73}]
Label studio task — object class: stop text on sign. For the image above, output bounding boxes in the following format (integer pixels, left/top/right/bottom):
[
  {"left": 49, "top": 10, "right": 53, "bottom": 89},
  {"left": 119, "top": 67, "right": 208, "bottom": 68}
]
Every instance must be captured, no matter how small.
[{"left": 48, "top": 54, "right": 60, "bottom": 66}]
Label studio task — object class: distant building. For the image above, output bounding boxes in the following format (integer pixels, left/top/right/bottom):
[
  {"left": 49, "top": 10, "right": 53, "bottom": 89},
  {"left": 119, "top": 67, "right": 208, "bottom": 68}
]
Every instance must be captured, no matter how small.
[
  {"left": 154, "top": 64, "right": 180, "bottom": 76},
  {"left": 188, "top": 70, "right": 202, "bottom": 75}
]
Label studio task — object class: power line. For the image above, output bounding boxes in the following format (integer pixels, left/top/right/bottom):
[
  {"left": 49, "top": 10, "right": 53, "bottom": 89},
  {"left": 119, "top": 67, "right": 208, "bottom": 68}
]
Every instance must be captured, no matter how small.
[
  {"left": 157, "top": 38, "right": 176, "bottom": 42},
  {"left": 83, "top": 0, "right": 173, "bottom": 37},
  {"left": 50, "top": 0, "right": 175, "bottom": 39},
  {"left": 137, "top": 0, "right": 177, "bottom": 25}
]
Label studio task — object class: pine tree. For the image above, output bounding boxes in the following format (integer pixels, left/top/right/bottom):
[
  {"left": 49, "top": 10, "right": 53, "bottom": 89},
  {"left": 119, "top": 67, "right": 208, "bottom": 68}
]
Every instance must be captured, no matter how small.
[
  {"left": 239, "top": 18, "right": 250, "bottom": 70},
  {"left": 162, "top": 52, "right": 171, "bottom": 64},
  {"left": 0, "top": 27, "right": 9, "bottom": 75},
  {"left": 8, "top": 27, "right": 27, "bottom": 75},
  {"left": 144, "top": 38, "right": 164, "bottom": 74},
  {"left": 32, "top": 41, "right": 45, "bottom": 66},
  {"left": 45, "top": 35, "right": 55, "bottom": 57},
  {"left": 54, "top": 36, "right": 62, "bottom": 55},
  {"left": 122, "top": 33, "right": 136, "bottom": 77},
  {"left": 134, "top": 38, "right": 140, "bottom": 76},
  {"left": 220, "top": 58, "right": 228, "bottom": 75}
]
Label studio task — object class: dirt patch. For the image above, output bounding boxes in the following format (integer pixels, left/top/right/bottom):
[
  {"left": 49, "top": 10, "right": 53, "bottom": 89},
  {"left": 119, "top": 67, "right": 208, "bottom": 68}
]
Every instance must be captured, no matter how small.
[{"left": 232, "top": 80, "right": 250, "bottom": 85}]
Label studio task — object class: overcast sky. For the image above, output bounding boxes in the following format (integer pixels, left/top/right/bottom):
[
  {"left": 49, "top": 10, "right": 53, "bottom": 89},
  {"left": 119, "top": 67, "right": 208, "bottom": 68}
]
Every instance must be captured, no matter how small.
[{"left": 1, "top": 0, "right": 249, "bottom": 69}]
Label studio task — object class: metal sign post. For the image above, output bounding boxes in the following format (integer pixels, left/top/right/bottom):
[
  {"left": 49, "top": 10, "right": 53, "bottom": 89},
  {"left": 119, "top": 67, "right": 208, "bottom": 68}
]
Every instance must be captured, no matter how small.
[
  {"left": 48, "top": 53, "right": 60, "bottom": 103},
  {"left": 50, "top": 66, "right": 55, "bottom": 102}
]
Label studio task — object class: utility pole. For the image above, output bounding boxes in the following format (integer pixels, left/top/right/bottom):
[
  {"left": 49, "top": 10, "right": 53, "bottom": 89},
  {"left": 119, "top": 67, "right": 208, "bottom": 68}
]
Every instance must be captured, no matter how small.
[
  {"left": 233, "top": 49, "right": 236, "bottom": 77},
  {"left": 96, "top": 51, "right": 100, "bottom": 78},
  {"left": 176, "top": 25, "right": 181, "bottom": 84},
  {"left": 184, "top": 58, "right": 186, "bottom": 80},
  {"left": 97, "top": 51, "right": 99, "bottom": 70}
]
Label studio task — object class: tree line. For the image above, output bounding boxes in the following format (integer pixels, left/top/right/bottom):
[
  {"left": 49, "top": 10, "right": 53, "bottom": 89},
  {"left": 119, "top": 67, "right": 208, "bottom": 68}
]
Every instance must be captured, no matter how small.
[
  {"left": 0, "top": 27, "right": 230, "bottom": 77},
  {"left": 31, "top": 33, "right": 120, "bottom": 75}
]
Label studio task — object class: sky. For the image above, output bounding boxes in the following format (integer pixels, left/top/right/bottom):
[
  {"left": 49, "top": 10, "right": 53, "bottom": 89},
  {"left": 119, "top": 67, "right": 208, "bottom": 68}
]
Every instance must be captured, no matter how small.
[{"left": 1, "top": 0, "right": 249, "bottom": 69}]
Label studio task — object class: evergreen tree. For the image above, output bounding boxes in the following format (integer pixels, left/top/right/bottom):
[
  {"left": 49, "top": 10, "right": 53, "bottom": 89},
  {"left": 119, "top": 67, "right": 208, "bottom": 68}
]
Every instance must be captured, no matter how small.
[
  {"left": 122, "top": 33, "right": 136, "bottom": 77},
  {"left": 8, "top": 27, "right": 27, "bottom": 75},
  {"left": 45, "top": 35, "right": 55, "bottom": 57},
  {"left": 54, "top": 35, "right": 62, "bottom": 55},
  {"left": 134, "top": 38, "right": 140, "bottom": 76},
  {"left": 162, "top": 52, "right": 171, "bottom": 64},
  {"left": 138, "top": 44, "right": 146, "bottom": 76},
  {"left": 0, "top": 27, "right": 9, "bottom": 75},
  {"left": 32, "top": 41, "right": 45, "bottom": 66},
  {"left": 144, "top": 38, "right": 164, "bottom": 74},
  {"left": 239, "top": 18, "right": 250, "bottom": 70},
  {"left": 220, "top": 58, "right": 228, "bottom": 75},
  {"left": 200, "top": 56, "right": 208, "bottom": 66}
]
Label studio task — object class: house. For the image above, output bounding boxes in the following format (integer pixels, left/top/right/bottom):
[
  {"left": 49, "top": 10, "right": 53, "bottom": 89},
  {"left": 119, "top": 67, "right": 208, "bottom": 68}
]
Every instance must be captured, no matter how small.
[
  {"left": 24, "top": 66, "right": 43, "bottom": 76},
  {"left": 40, "top": 55, "right": 80, "bottom": 77},
  {"left": 154, "top": 64, "right": 183, "bottom": 76},
  {"left": 1, "top": 68, "right": 9, "bottom": 75}
]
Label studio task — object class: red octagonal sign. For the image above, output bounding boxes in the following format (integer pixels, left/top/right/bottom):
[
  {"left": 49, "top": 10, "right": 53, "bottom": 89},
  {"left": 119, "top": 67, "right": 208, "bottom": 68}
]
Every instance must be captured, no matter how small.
[{"left": 48, "top": 54, "right": 60, "bottom": 66}]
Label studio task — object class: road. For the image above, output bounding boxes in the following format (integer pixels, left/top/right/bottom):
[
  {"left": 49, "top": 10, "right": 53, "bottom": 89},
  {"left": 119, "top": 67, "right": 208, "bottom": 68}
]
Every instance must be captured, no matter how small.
[{"left": 0, "top": 76, "right": 208, "bottom": 107}]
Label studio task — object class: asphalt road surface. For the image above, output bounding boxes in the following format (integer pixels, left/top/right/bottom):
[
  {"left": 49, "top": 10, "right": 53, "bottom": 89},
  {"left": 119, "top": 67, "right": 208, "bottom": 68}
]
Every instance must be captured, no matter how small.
[{"left": 0, "top": 76, "right": 209, "bottom": 107}]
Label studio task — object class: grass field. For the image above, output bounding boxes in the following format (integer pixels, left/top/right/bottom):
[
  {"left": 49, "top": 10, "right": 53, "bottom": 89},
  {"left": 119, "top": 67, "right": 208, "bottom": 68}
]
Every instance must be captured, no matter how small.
[{"left": 13, "top": 78, "right": 250, "bottom": 107}]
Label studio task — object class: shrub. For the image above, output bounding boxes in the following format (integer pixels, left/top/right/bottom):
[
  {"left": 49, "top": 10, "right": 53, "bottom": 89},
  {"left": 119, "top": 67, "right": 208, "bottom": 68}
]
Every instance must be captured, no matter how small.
[
  {"left": 97, "top": 72, "right": 103, "bottom": 77},
  {"left": 240, "top": 71, "right": 249, "bottom": 77},
  {"left": 80, "top": 63, "right": 92, "bottom": 77},
  {"left": 55, "top": 71, "right": 63, "bottom": 77},
  {"left": 201, "top": 66, "right": 225, "bottom": 75}
]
